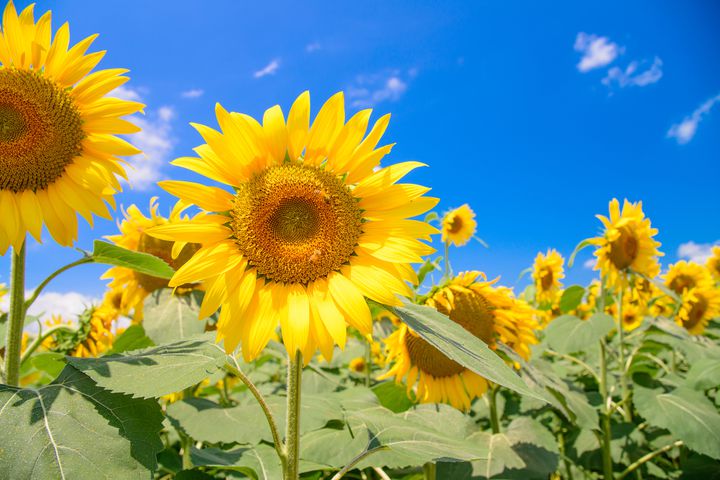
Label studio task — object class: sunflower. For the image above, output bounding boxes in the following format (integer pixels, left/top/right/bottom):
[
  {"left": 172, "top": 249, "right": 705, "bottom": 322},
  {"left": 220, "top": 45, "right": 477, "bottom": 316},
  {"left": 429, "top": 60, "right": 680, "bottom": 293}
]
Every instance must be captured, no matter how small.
[
  {"left": 705, "top": 246, "right": 720, "bottom": 282},
  {"left": 43, "top": 303, "right": 118, "bottom": 357},
  {"left": 382, "top": 271, "right": 539, "bottom": 410},
  {"left": 148, "top": 92, "right": 437, "bottom": 361},
  {"left": 613, "top": 294, "right": 645, "bottom": 331},
  {"left": 590, "top": 199, "right": 663, "bottom": 290},
  {"left": 441, "top": 204, "right": 476, "bottom": 247},
  {"left": 664, "top": 261, "right": 714, "bottom": 296},
  {"left": 349, "top": 357, "right": 366, "bottom": 373},
  {"left": 676, "top": 286, "right": 720, "bottom": 335},
  {"left": 102, "top": 198, "right": 202, "bottom": 321},
  {"left": 0, "top": 2, "right": 143, "bottom": 253},
  {"left": 532, "top": 249, "right": 565, "bottom": 305}
]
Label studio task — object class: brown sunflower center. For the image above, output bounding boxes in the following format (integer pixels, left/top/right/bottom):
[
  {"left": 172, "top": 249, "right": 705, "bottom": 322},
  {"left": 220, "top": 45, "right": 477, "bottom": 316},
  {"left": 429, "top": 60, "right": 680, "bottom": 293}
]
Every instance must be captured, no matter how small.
[
  {"left": 685, "top": 295, "right": 708, "bottom": 330},
  {"left": 0, "top": 68, "right": 85, "bottom": 193},
  {"left": 609, "top": 228, "right": 638, "bottom": 270},
  {"left": 230, "top": 163, "right": 363, "bottom": 284},
  {"left": 406, "top": 288, "right": 495, "bottom": 378},
  {"left": 668, "top": 274, "right": 695, "bottom": 295},
  {"left": 447, "top": 215, "right": 463, "bottom": 234},
  {"left": 135, "top": 232, "right": 202, "bottom": 292},
  {"left": 540, "top": 267, "right": 554, "bottom": 290}
]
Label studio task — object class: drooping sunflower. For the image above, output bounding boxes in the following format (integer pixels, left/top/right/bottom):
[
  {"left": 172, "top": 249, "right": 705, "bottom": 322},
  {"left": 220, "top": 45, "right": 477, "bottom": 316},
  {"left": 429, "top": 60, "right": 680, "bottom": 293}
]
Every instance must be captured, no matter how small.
[
  {"left": 148, "top": 92, "right": 437, "bottom": 361},
  {"left": 664, "top": 261, "right": 714, "bottom": 296},
  {"left": 0, "top": 2, "right": 143, "bottom": 253},
  {"left": 590, "top": 199, "right": 663, "bottom": 290},
  {"left": 382, "top": 271, "right": 539, "bottom": 410},
  {"left": 441, "top": 204, "right": 476, "bottom": 247},
  {"left": 102, "top": 198, "right": 202, "bottom": 321},
  {"left": 532, "top": 249, "right": 565, "bottom": 305},
  {"left": 43, "top": 303, "right": 118, "bottom": 358},
  {"left": 676, "top": 286, "right": 720, "bottom": 335},
  {"left": 705, "top": 246, "right": 720, "bottom": 282}
]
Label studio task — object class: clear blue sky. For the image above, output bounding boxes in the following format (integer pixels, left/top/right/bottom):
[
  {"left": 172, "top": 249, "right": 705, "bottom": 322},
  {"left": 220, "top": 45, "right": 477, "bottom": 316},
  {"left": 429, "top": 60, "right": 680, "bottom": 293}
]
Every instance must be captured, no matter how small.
[{"left": 2, "top": 0, "right": 719, "bottom": 311}]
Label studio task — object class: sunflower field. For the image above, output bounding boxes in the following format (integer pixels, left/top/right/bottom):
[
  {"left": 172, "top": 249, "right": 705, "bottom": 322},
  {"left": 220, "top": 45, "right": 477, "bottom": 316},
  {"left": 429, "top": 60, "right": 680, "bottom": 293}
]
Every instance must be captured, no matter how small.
[{"left": 1, "top": 2, "right": 720, "bottom": 480}]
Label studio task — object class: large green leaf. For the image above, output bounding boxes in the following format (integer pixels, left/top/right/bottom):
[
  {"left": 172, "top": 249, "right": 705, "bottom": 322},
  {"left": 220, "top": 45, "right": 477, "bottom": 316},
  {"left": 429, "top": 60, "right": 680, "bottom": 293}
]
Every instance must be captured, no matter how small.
[
  {"left": 635, "top": 385, "right": 720, "bottom": 459},
  {"left": 545, "top": 313, "right": 615, "bottom": 354},
  {"left": 371, "top": 381, "right": 415, "bottom": 413},
  {"left": 66, "top": 335, "right": 226, "bottom": 398},
  {"left": 92, "top": 240, "right": 174, "bottom": 279},
  {"left": 105, "top": 325, "right": 154, "bottom": 355},
  {"left": 684, "top": 358, "right": 720, "bottom": 391},
  {"left": 0, "top": 365, "right": 163, "bottom": 479},
  {"left": 299, "top": 427, "right": 369, "bottom": 472},
  {"left": 392, "top": 300, "right": 541, "bottom": 400},
  {"left": 191, "top": 445, "right": 282, "bottom": 480},
  {"left": 143, "top": 289, "right": 208, "bottom": 344},
  {"left": 559, "top": 286, "right": 585, "bottom": 313}
]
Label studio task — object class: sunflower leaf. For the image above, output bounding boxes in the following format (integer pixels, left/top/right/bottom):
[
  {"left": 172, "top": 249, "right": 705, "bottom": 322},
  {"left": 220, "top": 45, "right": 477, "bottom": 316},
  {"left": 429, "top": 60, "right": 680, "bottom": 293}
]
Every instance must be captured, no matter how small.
[
  {"left": 684, "top": 358, "right": 720, "bottom": 391},
  {"left": 568, "top": 237, "right": 595, "bottom": 268},
  {"left": 0, "top": 365, "right": 163, "bottom": 479},
  {"left": 544, "top": 313, "right": 614, "bottom": 354},
  {"left": 392, "top": 300, "right": 544, "bottom": 400},
  {"left": 559, "top": 286, "right": 586, "bottom": 313},
  {"left": 190, "top": 445, "right": 282, "bottom": 480},
  {"left": 92, "top": 239, "right": 175, "bottom": 279},
  {"left": 143, "top": 289, "right": 208, "bottom": 344}
]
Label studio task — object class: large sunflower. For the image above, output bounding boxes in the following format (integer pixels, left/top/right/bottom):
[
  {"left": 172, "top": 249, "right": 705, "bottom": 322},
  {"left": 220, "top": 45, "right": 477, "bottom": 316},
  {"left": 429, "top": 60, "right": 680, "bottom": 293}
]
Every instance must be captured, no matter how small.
[
  {"left": 382, "top": 271, "right": 539, "bottom": 410},
  {"left": 676, "top": 286, "right": 720, "bottom": 335},
  {"left": 706, "top": 246, "right": 720, "bottom": 282},
  {"left": 590, "top": 199, "right": 663, "bottom": 290},
  {"left": 441, "top": 204, "right": 476, "bottom": 247},
  {"left": 102, "top": 198, "right": 201, "bottom": 321},
  {"left": 532, "top": 249, "right": 565, "bottom": 305},
  {"left": 664, "top": 261, "right": 714, "bottom": 296},
  {"left": 0, "top": 2, "right": 143, "bottom": 253},
  {"left": 148, "top": 92, "right": 438, "bottom": 361}
]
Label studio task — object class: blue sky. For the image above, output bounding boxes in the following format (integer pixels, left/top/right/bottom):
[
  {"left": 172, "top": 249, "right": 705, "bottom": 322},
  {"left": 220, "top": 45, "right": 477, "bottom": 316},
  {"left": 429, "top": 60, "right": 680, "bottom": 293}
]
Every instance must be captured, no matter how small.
[{"left": 2, "top": 0, "right": 719, "bottom": 318}]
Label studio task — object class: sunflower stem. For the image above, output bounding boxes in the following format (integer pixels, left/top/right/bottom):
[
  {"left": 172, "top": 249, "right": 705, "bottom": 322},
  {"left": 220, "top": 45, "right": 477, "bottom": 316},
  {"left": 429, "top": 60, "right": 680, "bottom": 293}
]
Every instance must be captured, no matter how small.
[
  {"left": 599, "top": 339, "right": 614, "bottom": 480},
  {"left": 423, "top": 462, "right": 436, "bottom": 480},
  {"left": 20, "top": 324, "right": 77, "bottom": 366},
  {"left": 616, "top": 286, "right": 632, "bottom": 421},
  {"left": 443, "top": 241, "right": 451, "bottom": 280},
  {"left": 285, "top": 350, "right": 303, "bottom": 480},
  {"left": 4, "top": 242, "right": 26, "bottom": 387},
  {"left": 364, "top": 340, "right": 372, "bottom": 387},
  {"left": 23, "top": 256, "right": 93, "bottom": 313},
  {"left": 488, "top": 383, "right": 501, "bottom": 434}
]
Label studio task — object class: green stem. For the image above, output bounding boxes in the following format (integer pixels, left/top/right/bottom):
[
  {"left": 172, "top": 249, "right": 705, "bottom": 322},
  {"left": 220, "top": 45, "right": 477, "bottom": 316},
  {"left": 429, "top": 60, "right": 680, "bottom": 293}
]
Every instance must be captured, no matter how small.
[
  {"left": 23, "top": 256, "right": 93, "bottom": 313},
  {"left": 20, "top": 324, "right": 77, "bottom": 366},
  {"left": 545, "top": 349, "right": 600, "bottom": 383},
  {"left": 423, "top": 462, "right": 436, "bottom": 480},
  {"left": 558, "top": 429, "right": 574, "bottom": 480},
  {"left": 4, "top": 243, "right": 26, "bottom": 387},
  {"left": 364, "top": 340, "right": 372, "bottom": 387},
  {"left": 443, "top": 241, "right": 451, "bottom": 280},
  {"left": 599, "top": 340, "right": 614, "bottom": 480},
  {"left": 488, "top": 383, "right": 501, "bottom": 434},
  {"left": 616, "top": 286, "right": 632, "bottom": 421},
  {"left": 285, "top": 350, "right": 303, "bottom": 480},
  {"left": 616, "top": 441, "right": 683, "bottom": 480},
  {"left": 330, "top": 446, "right": 389, "bottom": 480},
  {"left": 180, "top": 432, "right": 193, "bottom": 470}
]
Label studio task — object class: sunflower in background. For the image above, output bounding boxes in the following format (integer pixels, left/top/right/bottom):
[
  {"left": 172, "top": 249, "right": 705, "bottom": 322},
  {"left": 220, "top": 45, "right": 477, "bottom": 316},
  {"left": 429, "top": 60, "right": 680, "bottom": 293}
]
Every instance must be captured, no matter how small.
[
  {"left": 441, "top": 204, "right": 477, "bottom": 247},
  {"left": 0, "top": 2, "right": 143, "bottom": 252},
  {"left": 664, "top": 261, "right": 714, "bottom": 296},
  {"left": 41, "top": 302, "right": 118, "bottom": 358},
  {"left": 149, "top": 91, "right": 437, "bottom": 361},
  {"left": 102, "top": 198, "right": 202, "bottom": 322},
  {"left": 589, "top": 199, "right": 663, "bottom": 290},
  {"left": 532, "top": 249, "right": 565, "bottom": 305},
  {"left": 382, "top": 271, "right": 538, "bottom": 410},
  {"left": 675, "top": 286, "right": 720, "bottom": 335},
  {"left": 706, "top": 246, "right": 720, "bottom": 282}
]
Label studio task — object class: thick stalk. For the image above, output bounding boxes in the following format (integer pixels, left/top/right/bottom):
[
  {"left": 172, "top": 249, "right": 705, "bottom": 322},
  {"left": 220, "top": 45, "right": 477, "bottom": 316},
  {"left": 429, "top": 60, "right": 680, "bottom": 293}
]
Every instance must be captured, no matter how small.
[
  {"left": 599, "top": 340, "right": 614, "bottom": 479},
  {"left": 423, "top": 462, "right": 436, "bottom": 480},
  {"left": 180, "top": 433, "right": 193, "bottom": 470},
  {"left": 4, "top": 243, "right": 26, "bottom": 387},
  {"left": 488, "top": 383, "right": 501, "bottom": 434},
  {"left": 285, "top": 350, "right": 303, "bottom": 480},
  {"left": 616, "top": 286, "right": 632, "bottom": 421}
]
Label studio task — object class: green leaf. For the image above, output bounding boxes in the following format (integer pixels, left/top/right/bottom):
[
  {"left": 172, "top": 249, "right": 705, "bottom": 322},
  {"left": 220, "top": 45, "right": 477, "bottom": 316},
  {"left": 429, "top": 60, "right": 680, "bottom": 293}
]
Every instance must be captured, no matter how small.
[
  {"left": 66, "top": 335, "right": 226, "bottom": 398},
  {"left": 568, "top": 238, "right": 595, "bottom": 268},
  {"left": 635, "top": 385, "right": 720, "bottom": 459},
  {"left": 191, "top": 445, "right": 282, "bottom": 480},
  {"left": 30, "top": 352, "right": 66, "bottom": 379},
  {"left": 92, "top": 239, "right": 174, "bottom": 279},
  {"left": 300, "top": 427, "right": 369, "bottom": 471},
  {"left": 372, "top": 381, "right": 415, "bottom": 413},
  {"left": 559, "top": 286, "right": 585, "bottom": 313},
  {"left": 143, "top": 289, "right": 207, "bottom": 344},
  {"left": 545, "top": 313, "right": 614, "bottom": 354},
  {"left": 0, "top": 365, "right": 163, "bottom": 479},
  {"left": 106, "top": 324, "right": 154, "bottom": 355},
  {"left": 392, "top": 300, "right": 541, "bottom": 400},
  {"left": 417, "top": 257, "right": 441, "bottom": 285},
  {"left": 684, "top": 358, "right": 720, "bottom": 391}
]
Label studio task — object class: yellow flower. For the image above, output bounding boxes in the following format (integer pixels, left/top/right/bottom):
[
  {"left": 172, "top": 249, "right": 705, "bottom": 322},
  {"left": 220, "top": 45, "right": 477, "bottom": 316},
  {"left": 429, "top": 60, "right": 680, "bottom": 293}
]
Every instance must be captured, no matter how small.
[
  {"left": 618, "top": 295, "right": 645, "bottom": 332},
  {"left": 676, "top": 286, "right": 720, "bottom": 335},
  {"left": 382, "top": 271, "right": 539, "bottom": 410},
  {"left": 349, "top": 357, "right": 366, "bottom": 373},
  {"left": 532, "top": 249, "right": 565, "bottom": 305},
  {"left": 102, "top": 198, "right": 202, "bottom": 321},
  {"left": 441, "top": 204, "right": 476, "bottom": 246},
  {"left": 0, "top": 2, "right": 143, "bottom": 253},
  {"left": 149, "top": 91, "right": 437, "bottom": 362},
  {"left": 664, "top": 261, "right": 714, "bottom": 296},
  {"left": 72, "top": 304, "right": 116, "bottom": 358},
  {"left": 590, "top": 199, "right": 663, "bottom": 290},
  {"left": 705, "top": 246, "right": 720, "bottom": 282}
]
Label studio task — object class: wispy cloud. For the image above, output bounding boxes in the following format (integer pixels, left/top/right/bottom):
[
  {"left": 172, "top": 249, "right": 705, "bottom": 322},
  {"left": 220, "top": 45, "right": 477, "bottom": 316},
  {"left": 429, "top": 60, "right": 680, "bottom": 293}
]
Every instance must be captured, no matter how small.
[
  {"left": 181, "top": 88, "right": 204, "bottom": 99},
  {"left": 347, "top": 69, "right": 414, "bottom": 108},
  {"left": 113, "top": 85, "right": 144, "bottom": 102},
  {"left": 602, "top": 57, "right": 663, "bottom": 88},
  {"left": 583, "top": 258, "right": 596, "bottom": 270},
  {"left": 254, "top": 59, "right": 280, "bottom": 78},
  {"left": 574, "top": 33, "right": 622, "bottom": 72},
  {"left": 677, "top": 241, "right": 719, "bottom": 264},
  {"left": 667, "top": 93, "right": 720, "bottom": 145},
  {"left": 305, "top": 42, "right": 321, "bottom": 53}
]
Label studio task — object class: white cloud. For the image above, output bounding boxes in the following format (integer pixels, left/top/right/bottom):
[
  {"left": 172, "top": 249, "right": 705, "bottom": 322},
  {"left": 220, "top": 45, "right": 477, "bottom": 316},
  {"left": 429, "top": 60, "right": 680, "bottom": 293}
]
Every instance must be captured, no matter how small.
[
  {"left": 677, "top": 241, "right": 719, "bottom": 264},
  {"left": 305, "top": 42, "right": 321, "bottom": 53},
  {"left": 181, "top": 88, "right": 204, "bottom": 99},
  {"left": 583, "top": 258, "right": 596, "bottom": 270},
  {"left": 0, "top": 291, "right": 98, "bottom": 323},
  {"left": 574, "top": 33, "right": 622, "bottom": 72},
  {"left": 112, "top": 85, "right": 144, "bottom": 102},
  {"left": 254, "top": 59, "right": 280, "bottom": 78},
  {"left": 347, "top": 70, "right": 412, "bottom": 108},
  {"left": 667, "top": 93, "right": 720, "bottom": 145},
  {"left": 602, "top": 56, "right": 663, "bottom": 88}
]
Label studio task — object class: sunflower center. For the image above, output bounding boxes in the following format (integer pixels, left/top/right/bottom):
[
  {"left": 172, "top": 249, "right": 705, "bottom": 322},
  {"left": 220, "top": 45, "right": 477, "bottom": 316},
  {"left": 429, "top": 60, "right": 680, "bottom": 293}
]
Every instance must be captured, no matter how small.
[
  {"left": 540, "top": 267, "right": 554, "bottom": 290},
  {"left": 0, "top": 69, "right": 85, "bottom": 193},
  {"left": 447, "top": 215, "right": 463, "bottom": 234},
  {"left": 406, "top": 289, "right": 495, "bottom": 378},
  {"left": 230, "top": 163, "right": 363, "bottom": 285},
  {"left": 685, "top": 295, "right": 708, "bottom": 330},
  {"left": 609, "top": 228, "right": 638, "bottom": 270},
  {"left": 135, "top": 232, "right": 202, "bottom": 292},
  {"left": 669, "top": 274, "right": 695, "bottom": 294}
]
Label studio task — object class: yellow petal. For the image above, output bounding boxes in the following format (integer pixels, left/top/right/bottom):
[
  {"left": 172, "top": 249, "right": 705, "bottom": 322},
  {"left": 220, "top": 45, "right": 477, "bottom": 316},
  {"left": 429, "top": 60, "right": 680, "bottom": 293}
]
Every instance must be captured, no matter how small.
[
  {"left": 327, "top": 271, "right": 371, "bottom": 335},
  {"left": 308, "top": 278, "right": 347, "bottom": 348},
  {"left": 159, "top": 180, "right": 234, "bottom": 213},
  {"left": 305, "top": 91, "right": 345, "bottom": 165},
  {"left": 263, "top": 104, "right": 287, "bottom": 163},
  {"left": 287, "top": 91, "right": 310, "bottom": 160}
]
